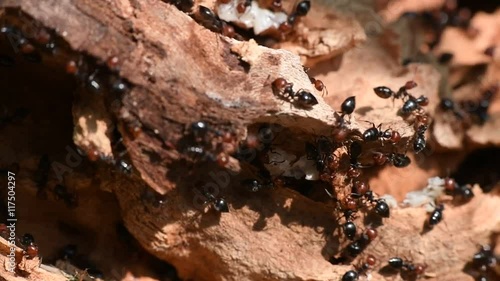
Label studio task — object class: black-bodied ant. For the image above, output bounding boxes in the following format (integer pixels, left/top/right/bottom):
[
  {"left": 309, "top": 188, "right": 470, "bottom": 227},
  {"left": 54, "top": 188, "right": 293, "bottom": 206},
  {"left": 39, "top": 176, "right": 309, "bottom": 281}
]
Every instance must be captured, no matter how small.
[
  {"left": 390, "top": 153, "right": 411, "bottom": 168},
  {"left": 197, "top": 5, "right": 237, "bottom": 38},
  {"left": 373, "top": 152, "right": 411, "bottom": 168},
  {"left": 341, "top": 270, "right": 359, "bottom": 281},
  {"left": 340, "top": 96, "right": 356, "bottom": 120},
  {"left": 341, "top": 254, "right": 377, "bottom": 281},
  {"left": 343, "top": 221, "right": 357, "bottom": 240},
  {"left": 202, "top": 191, "right": 229, "bottom": 212},
  {"left": 373, "top": 198, "right": 390, "bottom": 218},
  {"left": 425, "top": 203, "right": 444, "bottom": 229},
  {"left": 362, "top": 122, "right": 401, "bottom": 144},
  {"left": 387, "top": 257, "right": 427, "bottom": 279},
  {"left": 413, "top": 125, "right": 427, "bottom": 154},
  {"left": 342, "top": 227, "right": 378, "bottom": 259},
  {"left": 443, "top": 177, "right": 474, "bottom": 201},
  {"left": 241, "top": 178, "right": 274, "bottom": 192},
  {"left": 472, "top": 245, "right": 497, "bottom": 271},
  {"left": 197, "top": 6, "right": 223, "bottom": 33},
  {"left": 373, "top": 81, "right": 416, "bottom": 100},
  {"left": 401, "top": 95, "right": 428, "bottom": 115},
  {"left": 278, "top": 0, "right": 311, "bottom": 35},
  {"left": 272, "top": 77, "right": 318, "bottom": 108},
  {"left": 305, "top": 136, "right": 334, "bottom": 172}
]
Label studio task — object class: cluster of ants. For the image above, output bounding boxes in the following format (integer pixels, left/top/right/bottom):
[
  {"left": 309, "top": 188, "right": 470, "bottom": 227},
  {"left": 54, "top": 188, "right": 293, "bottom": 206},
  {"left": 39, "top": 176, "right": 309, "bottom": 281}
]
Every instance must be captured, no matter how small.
[
  {"left": 0, "top": 17, "right": 136, "bottom": 174},
  {"left": 440, "top": 85, "right": 498, "bottom": 126},
  {"left": 418, "top": 0, "right": 474, "bottom": 49},
  {"left": 0, "top": 228, "right": 104, "bottom": 279},
  {"left": 169, "top": 0, "right": 311, "bottom": 40},
  {"left": 466, "top": 244, "right": 498, "bottom": 281},
  {"left": 179, "top": 74, "right": 497, "bottom": 280},
  {"left": 0, "top": 19, "right": 130, "bottom": 99}
]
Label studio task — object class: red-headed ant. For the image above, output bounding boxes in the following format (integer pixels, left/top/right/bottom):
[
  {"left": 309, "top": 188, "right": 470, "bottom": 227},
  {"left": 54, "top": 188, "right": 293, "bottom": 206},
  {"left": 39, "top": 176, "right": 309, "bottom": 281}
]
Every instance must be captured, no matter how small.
[
  {"left": 272, "top": 77, "right": 318, "bottom": 108},
  {"left": 444, "top": 177, "right": 474, "bottom": 201}
]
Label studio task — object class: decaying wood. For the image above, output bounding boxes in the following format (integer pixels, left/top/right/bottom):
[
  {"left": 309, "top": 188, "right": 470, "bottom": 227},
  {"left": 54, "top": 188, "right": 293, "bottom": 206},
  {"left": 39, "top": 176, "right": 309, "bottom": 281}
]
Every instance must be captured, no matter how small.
[{"left": 0, "top": 0, "right": 499, "bottom": 281}]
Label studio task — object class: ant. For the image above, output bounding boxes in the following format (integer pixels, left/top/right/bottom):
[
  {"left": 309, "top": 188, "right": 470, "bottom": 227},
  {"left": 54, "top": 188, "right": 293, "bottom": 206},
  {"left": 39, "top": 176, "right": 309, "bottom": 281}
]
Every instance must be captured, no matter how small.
[
  {"left": 202, "top": 191, "right": 229, "bottom": 212},
  {"left": 272, "top": 77, "right": 318, "bottom": 108},
  {"left": 443, "top": 177, "right": 474, "bottom": 201},
  {"left": 197, "top": 6, "right": 223, "bottom": 33},
  {"left": 373, "top": 81, "right": 417, "bottom": 100},
  {"left": 279, "top": 0, "right": 311, "bottom": 33},
  {"left": 19, "top": 233, "right": 38, "bottom": 259},
  {"left": 440, "top": 97, "right": 469, "bottom": 120},
  {"left": 294, "top": 0, "right": 311, "bottom": 17},
  {"left": 425, "top": 203, "right": 444, "bottom": 229},
  {"left": 413, "top": 125, "right": 427, "bottom": 154},
  {"left": 395, "top": 81, "right": 418, "bottom": 99},
  {"left": 311, "top": 78, "right": 327, "bottom": 96},
  {"left": 353, "top": 185, "right": 389, "bottom": 218},
  {"left": 343, "top": 228, "right": 378, "bottom": 259},
  {"left": 116, "top": 159, "right": 133, "bottom": 174},
  {"left": 197, "top": 5, "right": 236, "bottom": 38},
  {"left": 389, "top": 153, "right": 411, "bottom": 168},
  {"left": 87, "top": 70, "right": 103, "bottom": 93},
  {"left": 1, "top": 25, "right": 42, "bottom": 63},
  {"left": 472, "top": 245, "right": 497, "bottom": 271},
  {"left": 401, "top": 95, "right": 428, "bottom": 115},
  {"left": 341, "top": 270, "right": 359, "bottom": 281},
  {"left": 351, "top": 180, "right": 372, "bottom": 204},
  {"left": 388, "top": 257, "right": 427, "bottom": 279},
  {"left": 305, "top": 136, "right": 334, "bottom": 172},
  {"left": 362, "top": 122, "right": 401, "bottom": 144},
  {"left": 342, "top": 254, "right": 377, "bottom": 281},
  {"left": 191, "top": 121, "right": 209, "bottom": 140},
  {"left": 241, "top": 178, "right": 274, "bottom": 192},
  {"left": 339, "top": 96, "right": 356, "bottom": 121},
  {"left": 372, "top": 198, "right": 390, "bottom": 218},
  {"left": 355, "top": 254, "right": 377, "bottom": 276},
  {"left": 373, "top": 152, "right": 411, "bottom": 168},
  {"left": 342, "top": 221, "right": 357, "bottom": 240},
  {"left": 303, "top": 66, "right": 328, "bottom": 96}
]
